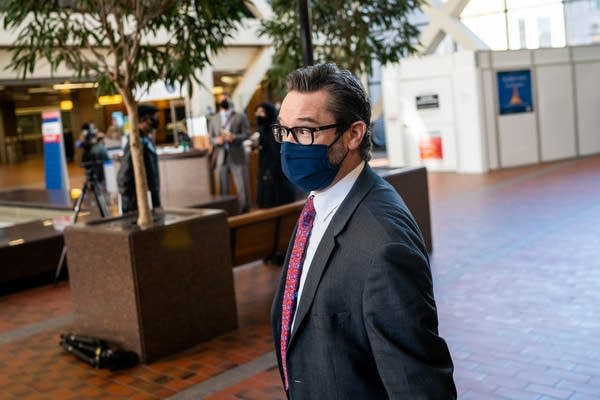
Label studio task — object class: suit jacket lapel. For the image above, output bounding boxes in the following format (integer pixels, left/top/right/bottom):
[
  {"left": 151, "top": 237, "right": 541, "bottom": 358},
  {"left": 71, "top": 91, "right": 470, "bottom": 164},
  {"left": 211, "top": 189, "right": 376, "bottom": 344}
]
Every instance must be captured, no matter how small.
[{"left": 289, "top": 164, "right": 378, "bottom": 343}]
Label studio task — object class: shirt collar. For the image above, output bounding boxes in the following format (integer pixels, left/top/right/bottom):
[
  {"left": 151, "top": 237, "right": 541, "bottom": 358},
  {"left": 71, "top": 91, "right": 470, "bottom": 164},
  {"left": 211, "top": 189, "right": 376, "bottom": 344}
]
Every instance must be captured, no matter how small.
[{"left": 311, "top": 161, "right": 365, "bottom": 222}]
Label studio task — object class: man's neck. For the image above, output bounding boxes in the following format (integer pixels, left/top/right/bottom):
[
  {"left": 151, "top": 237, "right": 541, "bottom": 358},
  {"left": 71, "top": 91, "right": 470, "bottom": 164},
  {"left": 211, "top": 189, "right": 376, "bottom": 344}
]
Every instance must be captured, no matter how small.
[{"left": 315, "top": 157, "right": 363, "bottom": 194}]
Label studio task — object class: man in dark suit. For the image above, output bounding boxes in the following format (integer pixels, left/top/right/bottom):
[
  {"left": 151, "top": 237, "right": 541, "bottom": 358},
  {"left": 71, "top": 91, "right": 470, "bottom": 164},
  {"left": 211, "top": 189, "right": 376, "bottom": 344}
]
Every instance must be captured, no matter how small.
[
  {"left": 208, "top": 93, "right": 251, "bottom": 213},
  {"left": 271, "top": 63, "right": 456, "bottom": 399}
]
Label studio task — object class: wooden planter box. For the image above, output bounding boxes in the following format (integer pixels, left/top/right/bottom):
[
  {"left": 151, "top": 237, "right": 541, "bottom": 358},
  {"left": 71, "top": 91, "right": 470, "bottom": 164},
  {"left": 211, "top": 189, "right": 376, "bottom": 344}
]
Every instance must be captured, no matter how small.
[{"left": 63, "top": 208, "right": 237, "bottom": 363}]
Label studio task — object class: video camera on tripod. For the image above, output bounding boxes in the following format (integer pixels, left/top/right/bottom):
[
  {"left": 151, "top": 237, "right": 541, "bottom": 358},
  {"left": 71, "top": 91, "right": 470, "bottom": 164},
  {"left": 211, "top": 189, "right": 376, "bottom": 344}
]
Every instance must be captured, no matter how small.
[
  {"left": 59, "top": 332, "right": 139, "bottom": 371},
  {"left": 80, "top": 159, "right": 105, "bottom": 182}
]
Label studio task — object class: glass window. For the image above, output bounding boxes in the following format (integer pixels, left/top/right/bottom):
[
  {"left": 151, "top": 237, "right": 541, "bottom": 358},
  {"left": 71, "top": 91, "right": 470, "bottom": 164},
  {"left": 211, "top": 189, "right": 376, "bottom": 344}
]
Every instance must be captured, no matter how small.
[
  {"left": 538, "top": 17, "right": 552, "bottom": 47},
  {"left": 462, "top": 13, "right": 509, "bottom": 50},
  {"left": 461, "top": 0, "right": 506, "bottom": 17},
  {"left": 506, "top": 0, "right": 563, "bottom": 9},
  {"left": 507, "top": 3, "right": 565, "bottom": 49},
  {"left": 519, "top": 18, "right": 528, "bottom": 48},
  {"left": 565, "top": 0, "right": 600, "bottom": 45}
]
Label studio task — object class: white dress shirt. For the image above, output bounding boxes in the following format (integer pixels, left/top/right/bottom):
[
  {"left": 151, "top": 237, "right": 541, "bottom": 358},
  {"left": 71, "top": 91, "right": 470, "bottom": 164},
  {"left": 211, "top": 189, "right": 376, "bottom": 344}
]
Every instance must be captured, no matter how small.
[
  {"left": 291, "top": 161, "right": 365, "bottom": 330},
  {"left": 220, "top": 109, "right": 232, "bottom": 129}
]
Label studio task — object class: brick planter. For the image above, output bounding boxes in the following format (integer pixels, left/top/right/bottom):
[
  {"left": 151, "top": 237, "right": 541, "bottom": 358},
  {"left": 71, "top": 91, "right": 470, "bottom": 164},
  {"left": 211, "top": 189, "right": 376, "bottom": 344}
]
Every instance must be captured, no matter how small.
[{"left": 63, "top": 208, "right": 237, "bottom": 363}]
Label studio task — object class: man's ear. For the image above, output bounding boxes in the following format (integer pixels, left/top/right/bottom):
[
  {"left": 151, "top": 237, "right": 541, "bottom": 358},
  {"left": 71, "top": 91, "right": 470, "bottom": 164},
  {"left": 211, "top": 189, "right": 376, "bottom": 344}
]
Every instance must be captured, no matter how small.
[{"left": 347, "top": 121, "right": 367, "bottom": 150}]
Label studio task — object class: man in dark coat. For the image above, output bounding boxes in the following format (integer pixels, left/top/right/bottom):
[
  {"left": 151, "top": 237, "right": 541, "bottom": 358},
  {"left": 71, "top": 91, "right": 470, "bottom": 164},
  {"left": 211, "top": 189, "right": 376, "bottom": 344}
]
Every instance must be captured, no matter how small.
[
  {"left": 117, "top": 104, "right": 161, "bottom": 213},
  {"left": 271, "top": 63, "right": 456, "bottom": 399}
]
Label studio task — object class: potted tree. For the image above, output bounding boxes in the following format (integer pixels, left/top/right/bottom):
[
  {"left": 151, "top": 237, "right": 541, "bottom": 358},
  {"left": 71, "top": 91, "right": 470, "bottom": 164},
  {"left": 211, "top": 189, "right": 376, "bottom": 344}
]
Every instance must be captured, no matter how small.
[
  {"left": 2, "top": 0, "right": 249, "bottom": 362},
  {"left": 259, "top": 0, "right": 424, "bottom": 93}
]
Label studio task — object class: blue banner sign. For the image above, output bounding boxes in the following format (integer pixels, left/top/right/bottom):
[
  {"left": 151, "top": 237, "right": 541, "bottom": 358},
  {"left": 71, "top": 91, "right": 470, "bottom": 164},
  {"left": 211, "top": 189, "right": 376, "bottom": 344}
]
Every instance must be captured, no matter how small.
[
  {"left": 42, "top": 110, "right": 70, "bottom": 192},
  {"left": 497, "top": 70, "right": 533, "bottom": 115}
]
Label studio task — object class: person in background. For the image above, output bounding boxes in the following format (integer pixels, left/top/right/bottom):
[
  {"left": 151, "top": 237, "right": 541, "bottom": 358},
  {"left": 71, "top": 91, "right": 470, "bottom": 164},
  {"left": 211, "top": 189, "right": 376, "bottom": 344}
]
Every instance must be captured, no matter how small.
[
  {"left": 79, "top": 122, "right": 108, "bottom": 184},
  {"left": 208, "top": 93, "right": 251, "bottom": 213},
  {"left": 271, "top": 63, "right": 456, "bottom": 399},
  {"left": 117, "top": 104, "right": 161, "bottom": 213},
  {"left": 255, "top": 102, "right": 295, "bottom": 209},
  {"left": 103, "top": 123, "right": 123, "bottom": 149},
  {"left": 176, "top": 121, "right": 192, "bottom": 150}
]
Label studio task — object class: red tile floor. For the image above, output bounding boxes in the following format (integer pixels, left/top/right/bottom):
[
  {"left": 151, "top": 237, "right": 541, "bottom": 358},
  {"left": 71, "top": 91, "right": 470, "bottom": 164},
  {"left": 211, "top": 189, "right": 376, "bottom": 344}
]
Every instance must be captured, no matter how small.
[{"left": 1, "top": 154, "right": 600, "bottom": 399}]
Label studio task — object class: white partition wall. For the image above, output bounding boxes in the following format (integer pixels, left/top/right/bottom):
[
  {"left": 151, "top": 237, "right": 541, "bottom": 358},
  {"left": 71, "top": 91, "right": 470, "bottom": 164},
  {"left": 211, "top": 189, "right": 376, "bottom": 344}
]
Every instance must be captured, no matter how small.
[
  {"left": 453, "top": 51, "right": 488, "bottom": 172},
  {"left": 536, "top": 63, "right": 576, "bottom": 161},
  {"left": 497, "top": 113, "right": 539, "bottom": 167},
  {"left": 573, "top": 46, "right": 600, "bottom": 156},
  {"left": 382, "top": 44, "right": 600, "bottom": 172},
  {"left": 381, "top": 66, "right": 407, "bottom": 167},
  {"left": 574, "top": 61, "right": 600, "bottom": 155},
  {"left": 490, "top": 50, "right": 540, "bottom": 168},
  {"left": 479, "top": 57, "right": 499, "bottom": 170},
  {"left": 382, "top": 51, "right": 485, "bottom": 172}
]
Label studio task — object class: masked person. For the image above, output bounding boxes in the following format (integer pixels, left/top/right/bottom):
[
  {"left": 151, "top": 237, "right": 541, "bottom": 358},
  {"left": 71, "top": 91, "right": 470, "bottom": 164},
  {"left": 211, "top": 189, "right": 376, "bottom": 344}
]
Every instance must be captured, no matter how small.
[
  {"left": 117, "top": 104, "right": 161, "bottom": 213},
  {"left": 255, "top": 102, "right": 295, "bottom": 209},
  {"left": 208, "top": 94, "right": 251, "bottom": 213},
  {"left": 271, "top": 63, "right": 456, "bottom": 399}
]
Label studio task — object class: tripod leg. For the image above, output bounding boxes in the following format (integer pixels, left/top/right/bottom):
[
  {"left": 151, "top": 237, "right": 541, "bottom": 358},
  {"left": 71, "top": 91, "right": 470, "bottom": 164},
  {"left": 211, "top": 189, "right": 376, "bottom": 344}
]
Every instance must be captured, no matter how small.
[
  {"left": 73, "top": 184, "right": 88, "bottom": 224},
  {"left": 54, "top": 245, "right": 68, "bottom": 284},
  {"left": 91, "top": 182, "right": 109, "bottom": 217},
  {"left": 54, "top": 182, "right": 87, "bottom": 285}
]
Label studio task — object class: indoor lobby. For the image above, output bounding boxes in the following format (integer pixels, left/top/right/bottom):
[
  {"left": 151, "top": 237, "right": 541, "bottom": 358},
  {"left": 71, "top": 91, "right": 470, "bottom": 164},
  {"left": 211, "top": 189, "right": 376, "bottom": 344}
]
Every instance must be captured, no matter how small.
[
  {"left": 1, "top": 0, "right": 600, "bottom": 398},
  {"left": 0, "top": 152, "right": 599, "bottom": 399}
]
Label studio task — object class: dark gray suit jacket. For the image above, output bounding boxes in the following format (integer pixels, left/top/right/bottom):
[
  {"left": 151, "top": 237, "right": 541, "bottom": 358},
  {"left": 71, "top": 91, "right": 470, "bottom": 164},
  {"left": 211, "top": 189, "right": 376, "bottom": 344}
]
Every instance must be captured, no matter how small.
[{"left": 271, "top": 164, "right": 456, "bottom": 399}]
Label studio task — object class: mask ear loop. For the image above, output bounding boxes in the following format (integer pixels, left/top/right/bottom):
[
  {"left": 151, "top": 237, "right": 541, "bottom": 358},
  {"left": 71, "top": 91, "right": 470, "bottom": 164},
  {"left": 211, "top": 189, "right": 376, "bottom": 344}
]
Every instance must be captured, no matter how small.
[{"left": 327, "top": 129, "right": 349, "bottom": 167}]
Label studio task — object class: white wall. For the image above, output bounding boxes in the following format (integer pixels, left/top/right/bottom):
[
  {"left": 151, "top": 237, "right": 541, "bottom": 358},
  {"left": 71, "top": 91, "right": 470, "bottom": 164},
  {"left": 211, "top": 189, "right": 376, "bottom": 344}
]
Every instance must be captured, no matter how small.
[
  {"left": 453, "top": 51, "right": 488, "bottom": 172},
  {"left": 479, "top": 44, "right": 600, "bottom": 169},
  {"left": 382, "top": 51, "right": 487, "bottom": 173},
  {"left": 489, "top": 50, "right": 540, "bottom": 168},
  {"left": 573, "top": 46, "right": 600, "bottom": 156},
  {"left": 536, "top": 62, "right": 576, "bottom": 161},
  {"left": 383, "top": 44, "right": 600, "bottom": 173}
]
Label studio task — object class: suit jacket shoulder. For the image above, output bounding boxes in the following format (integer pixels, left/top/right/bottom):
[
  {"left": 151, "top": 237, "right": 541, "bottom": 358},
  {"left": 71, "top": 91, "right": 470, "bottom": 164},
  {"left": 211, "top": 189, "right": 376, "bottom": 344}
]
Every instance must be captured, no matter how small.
[{"left": 271, "top": 163, "right": 456, "bottom": 399}]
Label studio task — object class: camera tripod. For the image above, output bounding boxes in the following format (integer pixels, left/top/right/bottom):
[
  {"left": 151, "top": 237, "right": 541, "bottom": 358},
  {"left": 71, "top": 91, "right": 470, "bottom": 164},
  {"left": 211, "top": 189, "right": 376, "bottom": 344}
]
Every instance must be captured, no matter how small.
[
  {"left": 59, "top": 332, "right": 139, "bottom": 370},
  {"left": 54, "top": 168, "right": 110, "bottom": 283}
]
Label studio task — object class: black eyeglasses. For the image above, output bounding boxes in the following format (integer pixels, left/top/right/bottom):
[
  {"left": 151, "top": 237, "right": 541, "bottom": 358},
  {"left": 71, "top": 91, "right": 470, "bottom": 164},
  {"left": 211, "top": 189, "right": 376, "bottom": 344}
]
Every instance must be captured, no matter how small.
[{"left": 271, "top": 123, "right": 339, "bottom": 145}]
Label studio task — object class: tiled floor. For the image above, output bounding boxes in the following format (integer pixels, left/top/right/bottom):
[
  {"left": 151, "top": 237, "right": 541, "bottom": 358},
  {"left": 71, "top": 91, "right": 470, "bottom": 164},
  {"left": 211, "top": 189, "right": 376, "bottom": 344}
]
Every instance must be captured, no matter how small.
[{"left": 1, "top": 154, "right": 600, "bottom": 399}]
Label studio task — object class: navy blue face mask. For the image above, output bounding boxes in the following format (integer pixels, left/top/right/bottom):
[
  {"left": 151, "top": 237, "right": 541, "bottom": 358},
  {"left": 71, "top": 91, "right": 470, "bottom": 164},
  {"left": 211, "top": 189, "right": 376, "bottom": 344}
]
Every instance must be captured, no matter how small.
[{"left": 281, "top": 134, "right": 347, "bottom": 192}]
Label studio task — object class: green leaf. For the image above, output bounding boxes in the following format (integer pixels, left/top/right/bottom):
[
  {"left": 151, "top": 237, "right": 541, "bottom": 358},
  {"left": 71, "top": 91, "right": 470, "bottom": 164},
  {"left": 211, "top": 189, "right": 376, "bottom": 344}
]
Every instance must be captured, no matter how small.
[{"left": 259, "top": 0, "right": 425, "bottom": 92}]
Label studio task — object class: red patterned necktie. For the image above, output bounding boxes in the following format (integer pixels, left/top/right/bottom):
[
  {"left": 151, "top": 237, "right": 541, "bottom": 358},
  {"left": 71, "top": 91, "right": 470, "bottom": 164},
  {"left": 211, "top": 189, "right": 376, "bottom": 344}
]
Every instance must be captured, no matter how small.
[{"left": 280, "top": 195, "right": 316, "bottom": 390}]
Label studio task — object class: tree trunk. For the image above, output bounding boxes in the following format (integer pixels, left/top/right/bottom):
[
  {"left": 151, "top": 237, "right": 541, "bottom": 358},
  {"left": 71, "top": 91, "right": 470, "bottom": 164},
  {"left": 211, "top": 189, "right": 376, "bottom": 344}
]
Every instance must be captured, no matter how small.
[{"left": 123, "top": 94, "right": 153, "bottom": 228}]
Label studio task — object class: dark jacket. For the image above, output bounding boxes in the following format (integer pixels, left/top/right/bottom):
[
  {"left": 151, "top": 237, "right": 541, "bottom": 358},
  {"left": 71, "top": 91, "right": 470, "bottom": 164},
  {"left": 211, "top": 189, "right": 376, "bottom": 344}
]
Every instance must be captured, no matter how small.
[
  {"left": 271, "top": 164, "right": 456, "bottom": 399},
  {"left": 256, "top": 102, "right": 295, "bottom": 208},
  {"left": 117, "top": 134, "right": 160, "bottom": 213}
]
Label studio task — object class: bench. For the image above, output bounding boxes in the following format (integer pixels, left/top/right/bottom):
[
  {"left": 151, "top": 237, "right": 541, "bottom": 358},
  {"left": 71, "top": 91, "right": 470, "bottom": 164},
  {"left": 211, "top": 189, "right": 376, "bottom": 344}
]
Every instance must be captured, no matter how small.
[
  {"left": 378, "top": 166, "right": 433, "bottom": 254},
  {"left": 228, "top": 200, "right": 304, "bottom": 266},
  {"left": 227, "top": 166, "right": 433, "bottom": 266}
]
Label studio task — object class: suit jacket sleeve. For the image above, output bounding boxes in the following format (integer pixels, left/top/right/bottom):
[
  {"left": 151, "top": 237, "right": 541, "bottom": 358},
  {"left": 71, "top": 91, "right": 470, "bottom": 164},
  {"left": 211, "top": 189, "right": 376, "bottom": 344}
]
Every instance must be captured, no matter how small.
[
  {"left": 363, "top": 242, "right": 456, "bottom": 399},
  {"left": 208, "top": 115, "right": 220, "bottom": 145},
  {"left": 230, "top": 113, "right": 249, "bottom": 143}
]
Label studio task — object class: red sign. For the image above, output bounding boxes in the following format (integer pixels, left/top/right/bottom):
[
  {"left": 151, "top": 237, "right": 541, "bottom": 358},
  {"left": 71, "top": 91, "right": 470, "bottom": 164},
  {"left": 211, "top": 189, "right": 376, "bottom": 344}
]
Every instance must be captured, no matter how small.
[
  {"left": 43, "top": 134, "right": 61, "bottom": 143},
  {"left": 419, "top": 136, "right": 443, "bottom": 160}
]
